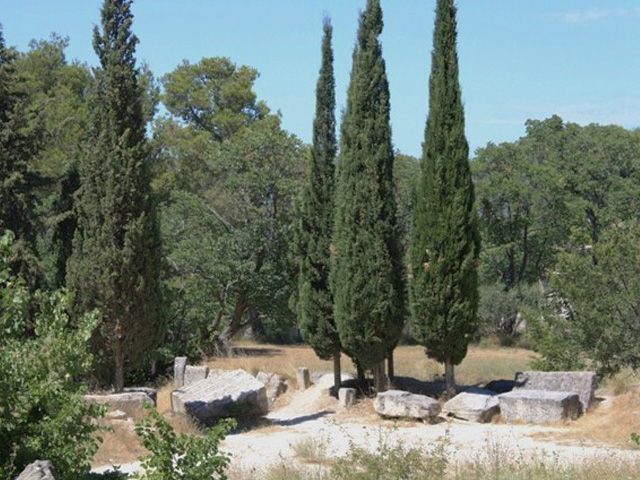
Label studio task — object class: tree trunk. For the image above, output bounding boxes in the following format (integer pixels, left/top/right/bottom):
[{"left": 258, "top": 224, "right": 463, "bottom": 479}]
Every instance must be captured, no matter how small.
[
  {"left": 333, "top": 352, "right": 341, "bottom": 392},
  {"left": 113, "top": 318, "right": 125, "bottom": 392},
  {"left": 444, "top": 358, "right": 456, "bottom": 399},
  {"left": 356, "top": 360, "right": 365, "bottom": 381},
  {"left": 373, "top": 361, "right": 387, "bottom": 393},
  {"left": 387, "top": 349, "right": 395, "bottom": 383}
]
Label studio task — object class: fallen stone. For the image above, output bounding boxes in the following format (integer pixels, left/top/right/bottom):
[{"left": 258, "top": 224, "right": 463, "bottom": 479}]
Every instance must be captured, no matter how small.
[
  {"left": 373, "top": 390, "right": 441, "bottom": 421},
  {"left": 174, "top": 356, "right": 188, "bottom": 387},
  {"left": 84, "top": 391, "right": 154, "bottom": 418},
  {"left": 184, "top": 365, "right": 209, "bottom": 385},
  {"left": 124, "top": 386, "right": 157, "bottom": 404},
  {"left": 484, "top": 379, "right": 516, "bottom": 394},
  {"left": 105, "top": 409, "right": 128, "bottom": 420},
  {"left": 297, "top": 367, "right": 311, "bottom": 390},
  {"left": 514, "top": 371, "right": 596, "bottom": 413},
  {"left": 171, "top": 369, "right": 268, "bottom": 425},
  {"left": 255, "top": 371, "right": 287, "bottom": 406},
  {"left": 339, "top": 388, "right": 357, "bottom": 407},
  {"left": 443, "top": 392, "right": 499, "bottom": 423},
  {"left": 499, "top": 390, "right": 581, "bottom": 424},
  {"left": 16, "top": 460, "right": 57, "bottom": 480}
]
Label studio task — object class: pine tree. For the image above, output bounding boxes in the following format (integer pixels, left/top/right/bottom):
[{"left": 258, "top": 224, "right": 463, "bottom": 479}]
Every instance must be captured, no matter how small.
[
  {"left": 297, "top": 18, "right": 341, "bottom": 390},
  {"left": 410, "top": 0, "right": 480, "bottom": 397},
  {"left": 0, "top": 26, "right": 41, "bottom": 283},
  {"left": 331, "top": 0, "right": 404, "bottom": 392},
  {"left": 67, "top": 0, "right": 164, "bottom": 392}
]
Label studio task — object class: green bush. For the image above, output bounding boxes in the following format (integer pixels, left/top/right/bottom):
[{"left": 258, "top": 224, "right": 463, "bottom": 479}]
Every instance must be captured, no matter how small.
[
  {"left": 133, "top": 404, "right": 235, "bottom": 479},
  {"left": 0, "top": 232, "right": 104, "bottom": 479}
]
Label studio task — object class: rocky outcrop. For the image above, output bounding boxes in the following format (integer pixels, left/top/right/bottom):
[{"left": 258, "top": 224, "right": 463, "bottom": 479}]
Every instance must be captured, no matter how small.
[
  {"left": 171, "top": 369, "right": 268, "bottom": 425},
  {"left": 499, "top": 390, "right": 581, "bottom": 424},
  {"left": 443, "top": 392, "right": 499, "bottom": 423},
  {"left": 15, "top": 460, "right": 56, "bottom": 480},
  {"left": 373, "top": 390, "right": 441, "bottom": 421}
]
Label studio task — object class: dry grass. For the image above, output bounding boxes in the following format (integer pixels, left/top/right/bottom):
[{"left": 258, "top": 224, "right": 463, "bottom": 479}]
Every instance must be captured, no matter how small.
[{"left": 207, "top": 341, "right": 536, "bottom": 387}]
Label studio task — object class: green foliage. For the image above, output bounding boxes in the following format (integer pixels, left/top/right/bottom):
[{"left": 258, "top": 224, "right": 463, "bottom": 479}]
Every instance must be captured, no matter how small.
[
  {"left": 0, "top": 231, "right": 104, "bottom": 480},
  {"left": 631, "top": 432, "right": 640, "bottom": 447},
  {"left": 409, "top": 0, "right": 480, "bottom": 387},
  {"left": 296, "top": 19, "right": 339, "bottom": 363},
  {"left": 133, "top": 404, "right": 234, "bottom": 480},
  {"left": 162, "top": 56, "right": 267, "bottom": 141},
  {"left": 160, "top": 116, "right": 305, "bottom": 355},
  {"left": 331, "top": 0, "right": 405, "bottom": 371},
  {"left": 67, "top": 0, "right": 164, "bottom": 390}
]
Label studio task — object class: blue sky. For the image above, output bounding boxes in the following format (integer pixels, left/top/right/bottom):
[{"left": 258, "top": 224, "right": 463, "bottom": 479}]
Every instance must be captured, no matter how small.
[{"left": 2, "top": 1, "right": 639, "bottom": 156}]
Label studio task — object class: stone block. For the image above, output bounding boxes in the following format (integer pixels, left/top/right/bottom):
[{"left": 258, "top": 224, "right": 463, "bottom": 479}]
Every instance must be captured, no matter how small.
[
  {"left": 184, "top": 365, "right": 209, "bottom": 386},
  {"left": 499, "top": 390, "right": 581, "bottom": 424},
  {"left": 171, "top": 369, "right": 268, "bottom": 425},
  {"left": 373, "top": 390, "right": 441, "bottom": 420},
  {"left": 256, "top": 371, "right": 287, "bottom": 407},
  {"left": 339, "top": 387, "right": 357, "bottom": 407},
  {"left": 16, "top": 460, "right": 57, "bottom": 480},
  {"left": 443, "top": 392, "right": 499, "bottom": 423},
  {"left": 174, "top": 356, "right": 187, "bottom": 387},
  {"left": 514, "top": 371, "right": 596, "bottom": 413},
  {"left": 124, "top": 386, "right": 157, "bottom": 404},
  {"left": 297, "top": 367, "right": 311, "bottom": 390},
  {"left": 84, "top": 391, "right": 153, "bottom": 418}
]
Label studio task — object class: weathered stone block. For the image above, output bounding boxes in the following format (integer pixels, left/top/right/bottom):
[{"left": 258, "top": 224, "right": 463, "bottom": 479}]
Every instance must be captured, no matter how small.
[
  {"left": 171, "top": 369, "right": 268, "bottom": 425},
  {"left": 256, "top": 371, "right": 287, "bottom": 406},
  {"left": 16, "top": 460, "right": 57, "bottom": 480},
  {"left": 514, "top": 371, "right": 596, "bottom": 413},
  {"left": 443, "top": 392, "right": 500, "bottom": 423},
  {"left": 297, "top": 367, "right": 311, "bottom": 390},
  {"left": 373, "top": 390, "right": 441, "bottom": 420},
  {"left": 499, "top": 390, "right": 581, "bottom": 424},
  {"left": 184, "top": 365, "right": 209, "bottom": 385},
  {"left": 339, "top": 387, "right": 357, "bottom": 407},
  {"left": 124, "top": 386, "right": 157, "bottom": 404},
  {"left": 84, "top": 391, "right": 154, "bottom": 418},
  {"left": 174, "top": 356, "right": 187, "bottom": 387}
]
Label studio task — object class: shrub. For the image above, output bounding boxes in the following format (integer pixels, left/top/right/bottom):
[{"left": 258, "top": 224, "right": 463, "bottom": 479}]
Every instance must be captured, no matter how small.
[
  {"left": 133, "top": 404, "right": 235, "bottom": 479},
  {"left": 0, "top": 232, "right": 104, "bottom": 480}
]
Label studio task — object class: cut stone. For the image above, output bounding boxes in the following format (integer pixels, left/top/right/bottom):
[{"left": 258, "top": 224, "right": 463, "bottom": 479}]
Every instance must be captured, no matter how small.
[
  {"left": 184, "top": 365, "right": 209, "bottom": 385},
  {"left": 514, "top": 371, "right": 596, "bottom": 413},
  {"left": 297, "top": 367, "right": 311, "bottom": 390},
  {"left": 339, "top": 387, "right": 357, "bottom": 407},
  {"left": 84, "top": 391, "right": 154, "bottom": 418},
  {"left": 373, "top": 390, "right": 441, "bottom": 420},
  {"left": 499, "top": 390, "right": 581, "bottom": 424},
  {"left": 124, "top": 386, "right": 157, "bottom": 404},
  {"left": 174, "top": 356, "right": 188, "bottom": 387},
  {"left": 442, "top": 392, "right": 499, "bottom": 423},
  {"left": 16, "top": 460, "right": 57, "bottom": 480},
  {"left": 255, "top": 371, "right": 287, "bottom": 407},
  {"left": 171, "top": 369, "right": 268, "bottom": 425}
]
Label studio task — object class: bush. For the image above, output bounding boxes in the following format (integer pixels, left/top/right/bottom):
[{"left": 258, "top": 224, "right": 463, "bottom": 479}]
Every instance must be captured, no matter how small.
[
  {"left": 0, "top": 232, "right": 104, "bottom": 480},
  {"left": 133, "top": 404, "right": 235, "bottom": 479}
]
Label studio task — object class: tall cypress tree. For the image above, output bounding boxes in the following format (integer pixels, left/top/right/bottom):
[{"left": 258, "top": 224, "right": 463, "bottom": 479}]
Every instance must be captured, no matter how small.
[
  {"left": 67, "top": 0, "right": 164, "bottom": 392},
  {"left": 0, "top": 26, "right": 40, "bottom": 283},
  {"left": 331, "top": 0, "right": 404, "bottom": 392},
  {"left": 410, "top": 0, "right": 480, "bottom": 397},
  {"left": 297, "top": 18, "right": 342, "bottom": 390}
]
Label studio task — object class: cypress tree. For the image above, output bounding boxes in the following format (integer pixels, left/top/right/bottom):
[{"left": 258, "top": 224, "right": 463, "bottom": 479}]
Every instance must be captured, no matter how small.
[
  {"left": 67, "top": 0, "right": 164, "bottom": 392},
  {"left": 297, "top": 19, "right": 342, "bottom": 390},
  {"left": 410, "top": 0, "right": 480, "bottom": 397},
  {"left": 331, "top": 0, "right": 404, "bottom": 392}
]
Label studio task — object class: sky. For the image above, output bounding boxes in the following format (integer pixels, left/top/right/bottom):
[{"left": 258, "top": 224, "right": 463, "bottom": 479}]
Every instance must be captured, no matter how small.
[{"left": 1, "top": 0, "right": 639, "bottom": 157}]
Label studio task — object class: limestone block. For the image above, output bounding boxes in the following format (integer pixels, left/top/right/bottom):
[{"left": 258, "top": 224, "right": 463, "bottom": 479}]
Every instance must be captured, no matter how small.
[
  {"left": 174, "top": 356, "right": 188, "bottom": 387},
  {"left": 184, "top": 365, "right": 209, "bottom": 386},
  {"left": 339, "top": 387, "right": 357, "bottom": 407},
  {"left": 297, "top": 367, "right": 311, "bottom": 390},
  {"left": 442, "top": 392, "right": 499, "bottom": 423},
  {"left": 256, "top": 371, "right": 287, "bottom": 406},
  {"left": 16, "top": 460, "right": 57, "bottom": 480},
  {"left": 499, "top": 390, "right": 581, "bottom": 424},
  {"left": 373, "top": 390, "right": 441, "bottom": 420},
  {"left": 84, "top": 391, "right": 154, "bottom": 418},
  {"left": 514, "top": 371, "right": 596, "bottom": 413}
]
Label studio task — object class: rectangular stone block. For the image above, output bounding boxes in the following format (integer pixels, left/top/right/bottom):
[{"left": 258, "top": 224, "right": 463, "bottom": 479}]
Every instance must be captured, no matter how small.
[
  {"left": 499, "top": 390, "right": 581, "bottom": 424},
  {"left": 174, "top": 356, "right": 187, "bottom": 387},
  {"left": 184, "top": 365, "right": 209, "bottom": 385},
  {"left": 297, "top": 367, "right": 311, "bottom": 390},
  {"left": 339, "top": 387, "right": 357, "bottom": 407},
  {"left": 514, "top": 371, "right": 596, "bottom": 413}
]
